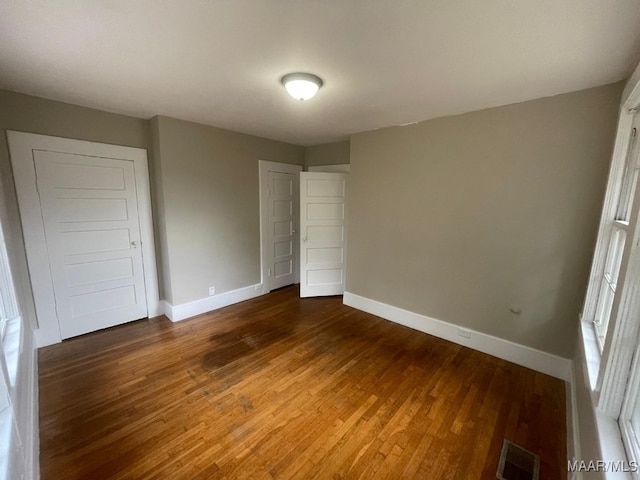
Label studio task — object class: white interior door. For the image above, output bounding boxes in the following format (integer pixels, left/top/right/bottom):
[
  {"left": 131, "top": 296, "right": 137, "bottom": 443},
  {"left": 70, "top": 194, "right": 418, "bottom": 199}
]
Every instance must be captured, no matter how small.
[
  {"left": 259, "top": 161, "right": 302, "bottom": 293},
  {"left": 268, "top": 170, "right": 297, "bottom": 290},
  {"left": 300, "top": 172, "right": 347, "bottom": 297},
  {"left": 34, "top": 152, "right": 147, "bottom": 339},
  {"left": 8, "top": 131, "right": 159, "bottom": 346}
]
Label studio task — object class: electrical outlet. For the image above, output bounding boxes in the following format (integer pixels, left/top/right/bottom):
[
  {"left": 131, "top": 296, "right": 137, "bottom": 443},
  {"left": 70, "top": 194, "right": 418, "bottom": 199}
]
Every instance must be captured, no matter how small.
[
  {"left": 457, "top": 328, "right": 472, "bottom": 339},
  {"left": 208, "top": 286, "right": 216, "bottom": 296}
]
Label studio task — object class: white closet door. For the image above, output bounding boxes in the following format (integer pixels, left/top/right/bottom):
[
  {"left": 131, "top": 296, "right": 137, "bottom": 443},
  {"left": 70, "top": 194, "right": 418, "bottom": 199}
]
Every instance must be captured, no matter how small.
[{"left": 34, "top": 151, "right": 148, "bottom": 339}]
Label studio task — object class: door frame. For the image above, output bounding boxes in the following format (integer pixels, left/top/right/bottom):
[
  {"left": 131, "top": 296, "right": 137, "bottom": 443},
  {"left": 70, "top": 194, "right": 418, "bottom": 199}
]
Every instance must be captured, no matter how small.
[
  {"left": 7, "top": 131, "right": 160, "bottom": 347},
  {"left": 258, "top": 160, "right": 302, "bottom": 293}
]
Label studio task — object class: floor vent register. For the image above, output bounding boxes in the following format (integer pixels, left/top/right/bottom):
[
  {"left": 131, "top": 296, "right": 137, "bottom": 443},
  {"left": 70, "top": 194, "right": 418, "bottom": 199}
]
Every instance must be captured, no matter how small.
[{"left": 496, "top": 439, "right": 540, "bottom": 480}]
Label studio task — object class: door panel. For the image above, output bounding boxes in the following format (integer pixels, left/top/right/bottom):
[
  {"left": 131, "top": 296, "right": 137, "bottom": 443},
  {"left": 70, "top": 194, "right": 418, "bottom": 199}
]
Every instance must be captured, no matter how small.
[
  {"left": 300, "top": 172, "right": 347, "bottom": 297},
  {"left": 307, "top": 225, "right": 344, "bottom": 242},
  {"left": 307, "top": 178, "right": 345, "bottom": 197},
  {"left": 307, "top": 269, "right": 343, "bottom": 285},
  {"left": 307, "top": 203, "right": 344, "bottom": 220},
  {"left": 55, "top": 198, "right": 128, "bottom": 222},
  {"left": 34, "top": 151, "right": 147, "bottom": 339},
  {"left": 65, "top": 257, "right": 134, "bottom": 286},
  {"left": 307, "top": 247, "right": 343, "bottom": 264}
]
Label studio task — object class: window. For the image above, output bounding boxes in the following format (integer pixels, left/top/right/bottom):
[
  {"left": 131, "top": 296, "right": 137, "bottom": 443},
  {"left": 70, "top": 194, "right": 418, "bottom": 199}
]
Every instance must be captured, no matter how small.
[
  {"left": 0, "top": 221, "right": 20, "bottom": 387},
  {"left": 581, "top": 62, "right": 640, "bottom": 472},
  {"left": 0, "top": 219, "right": 24, "bottom": 480},
  {"left": 620, "top": 350, "right": 640, "bottom": 468},
  {"left": 593, "top": 126, "right": 638, "bottom": 349}
]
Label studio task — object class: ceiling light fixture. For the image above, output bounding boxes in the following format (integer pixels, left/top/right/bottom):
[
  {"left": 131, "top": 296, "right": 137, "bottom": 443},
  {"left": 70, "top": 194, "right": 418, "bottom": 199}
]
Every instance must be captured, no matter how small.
[{"left": 281, "top": 72, "right": 323, "bottom": 101}]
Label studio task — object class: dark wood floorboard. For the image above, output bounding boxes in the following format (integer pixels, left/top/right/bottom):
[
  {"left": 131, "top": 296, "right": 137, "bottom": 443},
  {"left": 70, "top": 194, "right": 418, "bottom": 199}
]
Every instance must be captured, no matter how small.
[{"left": 39, "top": 285, "right": 566, "bottom": 479}]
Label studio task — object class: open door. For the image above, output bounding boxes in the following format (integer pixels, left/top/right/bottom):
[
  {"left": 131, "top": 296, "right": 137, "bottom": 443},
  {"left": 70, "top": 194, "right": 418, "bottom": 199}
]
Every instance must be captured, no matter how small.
[
  {"left": 259, "top": 161, "right": 302, "bottom": 293},
  {"left": 299, "top": 172, "right": 347, "bottom": 297}
]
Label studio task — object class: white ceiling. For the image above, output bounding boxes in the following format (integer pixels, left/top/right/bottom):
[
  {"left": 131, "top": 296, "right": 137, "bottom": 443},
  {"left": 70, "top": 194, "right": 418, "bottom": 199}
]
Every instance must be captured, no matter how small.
[{"left": 1, "top": 1, "right": 640, "bottom": 146}]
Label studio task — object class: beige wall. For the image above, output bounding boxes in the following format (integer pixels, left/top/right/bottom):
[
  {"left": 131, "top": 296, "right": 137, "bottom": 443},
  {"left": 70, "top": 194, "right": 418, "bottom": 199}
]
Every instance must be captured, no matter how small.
[
  {"left": 151, "top": 115, "right": 304, "bottom": 305},
  {"left": 347, "top": 82, "right": 623, "bottom": 358},
  {"left": 304, "top": 140, "right": 350, "bottom": 167}
]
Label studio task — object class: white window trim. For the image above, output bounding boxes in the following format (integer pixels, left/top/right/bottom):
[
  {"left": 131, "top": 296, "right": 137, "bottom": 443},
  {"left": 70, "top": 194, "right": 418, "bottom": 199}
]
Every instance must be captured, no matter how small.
[
  {"left": 620, "top": 342, "right": 640, "bottom": 469},
  {"left": 0, "top": 222, "right": 20, "bottom": 390},
  {"left": 0, "top": 224, "right": 19, "bottom": 326},
  {"left": 580, "top": 61, "right": 640, "bottom": 477},
  {"left": 0, "top": 218, "right": 27, "bottom": 480},
  {"left": 598, "top": 176, "right": 640, "bottom": 418},
  {"left": 582, "top": 61, "right": 640, "bottom": 408}
]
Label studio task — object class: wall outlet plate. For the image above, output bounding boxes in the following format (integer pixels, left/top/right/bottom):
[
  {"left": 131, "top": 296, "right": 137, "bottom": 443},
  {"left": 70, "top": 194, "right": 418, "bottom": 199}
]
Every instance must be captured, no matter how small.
[
  {"left": 457, "top": 328, "right": 472, "bottom": 339},
  {"left": 208, "top": 286, "right": 216, "bottom": 296}
]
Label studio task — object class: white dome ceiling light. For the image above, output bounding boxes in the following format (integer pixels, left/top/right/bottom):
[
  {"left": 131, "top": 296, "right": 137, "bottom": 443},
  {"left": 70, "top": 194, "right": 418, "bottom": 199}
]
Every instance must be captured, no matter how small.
[{"left": 281, "top": 73, "right": 323, "bottom": 101}]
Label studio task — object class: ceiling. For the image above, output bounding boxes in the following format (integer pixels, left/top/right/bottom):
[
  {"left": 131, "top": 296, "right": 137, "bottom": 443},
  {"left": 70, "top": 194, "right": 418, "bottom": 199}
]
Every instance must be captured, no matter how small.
[{"left": 1, "top": 1, "right": 640, "bottom": 146}]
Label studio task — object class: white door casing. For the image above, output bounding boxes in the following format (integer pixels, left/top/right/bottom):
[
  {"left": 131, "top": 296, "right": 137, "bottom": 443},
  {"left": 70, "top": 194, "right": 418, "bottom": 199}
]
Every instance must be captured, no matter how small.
[
  {"left": 259, "top": 161, "right": 302, "bottom": 292},
  {"left": 299, "top": 172, "right": 347, "bottom": 297},
  {"left": 7, "top": 131, "right": 160, "bottom": 347}
]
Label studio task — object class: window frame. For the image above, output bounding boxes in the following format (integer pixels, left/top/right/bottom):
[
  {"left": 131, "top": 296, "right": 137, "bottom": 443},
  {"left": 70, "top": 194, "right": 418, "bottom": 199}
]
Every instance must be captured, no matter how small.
[
  {"left": 0, "top": 217, "right": 24, "bottom": 480},
  {"left": 0, "top": 221, "right": 20, "bottom": 390},
  {"left": 593, "top": 111, "right": 640, "bottom": 417},
  {"left": 620, "top": 342, "right": 640, "bottom": 469},
  {"left": 593, "top": 220, "right": 628, "bottom": 350},
  {"left": 581, "top": 61, "right": 640, "bottom": 470}
]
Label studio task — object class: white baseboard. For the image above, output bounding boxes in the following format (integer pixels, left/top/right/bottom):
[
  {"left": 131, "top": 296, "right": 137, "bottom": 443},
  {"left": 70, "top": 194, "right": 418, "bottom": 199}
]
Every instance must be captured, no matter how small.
[
  {"left": 343, "top": 291, "right": 571, "bottom": 381},
  {"left": 163, "top": 283, "right": 265, "bottom": 322},
  {"left": 34, "top": 285, "right": 266, "bottom": 345},
  {"left": 34, "top": 327, "right": 62, "bottom": 348},
  {"left": 567, "top": 359, "right": 583, "bottom": 480},
  {"left": 28, "top": 344, "right": 39, "bottom": 480},
  {"left": 159, "top": 300, "right": 172, "bottom": 319}
]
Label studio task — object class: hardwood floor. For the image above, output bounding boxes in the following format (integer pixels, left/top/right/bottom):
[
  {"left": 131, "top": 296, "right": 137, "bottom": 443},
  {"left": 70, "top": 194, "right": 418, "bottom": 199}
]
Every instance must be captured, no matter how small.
[{"left": 39, "top": 286, "right": 567, "bottom": 479}]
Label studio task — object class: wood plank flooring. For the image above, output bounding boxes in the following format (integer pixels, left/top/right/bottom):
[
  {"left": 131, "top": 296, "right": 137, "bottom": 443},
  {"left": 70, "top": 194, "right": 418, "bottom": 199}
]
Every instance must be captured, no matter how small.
[{"left": 39, "top": 286, "right": 567, "bottom": 479}]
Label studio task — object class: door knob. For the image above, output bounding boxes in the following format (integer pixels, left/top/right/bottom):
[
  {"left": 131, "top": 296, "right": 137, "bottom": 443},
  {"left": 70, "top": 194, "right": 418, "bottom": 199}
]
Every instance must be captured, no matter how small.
[
  {"left": 131, "top": 241, "right": 140, "bottom": 248},
  {"left": 302, "top": 236, "right": 307, "bottom": 243}
]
